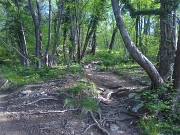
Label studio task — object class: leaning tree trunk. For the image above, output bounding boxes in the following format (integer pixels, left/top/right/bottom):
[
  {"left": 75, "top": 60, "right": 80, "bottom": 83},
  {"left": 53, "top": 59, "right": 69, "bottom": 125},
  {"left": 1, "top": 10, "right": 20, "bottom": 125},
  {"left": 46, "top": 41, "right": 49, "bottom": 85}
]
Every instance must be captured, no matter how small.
[
  {"left": 81, "top": 18, "right": 97, "bottom": 59},
  {"left": 111, "top": 0, "right": 164, "bottom": 88},
  {"left": 172, "top": 26, "right": 180, "bottom": 89}
]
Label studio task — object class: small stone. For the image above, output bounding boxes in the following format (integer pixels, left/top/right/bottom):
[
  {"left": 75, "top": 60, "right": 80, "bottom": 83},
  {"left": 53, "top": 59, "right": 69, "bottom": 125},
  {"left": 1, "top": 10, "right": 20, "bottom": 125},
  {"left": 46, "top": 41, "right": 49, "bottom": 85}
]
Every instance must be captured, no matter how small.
[
  {"left": 132, "top": 103, "right": 144, "bottom": 113},
  {"left": 21, "top": 90, "right": 32, "bottom": 96},
  {"left": 110, "top": 124, "right": 119, "bottom": 132},
  {"left": 0, "top": 76, "right": 11, "bottom": 89},
  {"left": 117, "top": 130, "right": 124, "bottom": 134},
  {"left": 128, "top": 93, "right": 136, "bottom": 99}
]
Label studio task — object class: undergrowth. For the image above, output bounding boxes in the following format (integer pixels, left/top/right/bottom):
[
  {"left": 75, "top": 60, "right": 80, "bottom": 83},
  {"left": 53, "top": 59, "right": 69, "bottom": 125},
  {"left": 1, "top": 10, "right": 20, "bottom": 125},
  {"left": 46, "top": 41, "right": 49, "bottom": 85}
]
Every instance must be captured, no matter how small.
[
  {"left": 0, "top": 63, "right": 82, "bottom": 90},
  {"left": 136, "top": 84, "right": 180, "bottom": 135},
  {"left": 57, "top": 81, "right": 99, "bottom": 113}
]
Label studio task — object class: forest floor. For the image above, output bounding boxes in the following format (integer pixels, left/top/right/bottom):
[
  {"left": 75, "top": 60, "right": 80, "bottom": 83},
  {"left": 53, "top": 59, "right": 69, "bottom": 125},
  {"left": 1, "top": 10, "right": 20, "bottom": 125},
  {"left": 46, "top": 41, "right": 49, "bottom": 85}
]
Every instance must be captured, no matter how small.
[{"left": 0, "top": 62, "right": 150, "bottom": 135}]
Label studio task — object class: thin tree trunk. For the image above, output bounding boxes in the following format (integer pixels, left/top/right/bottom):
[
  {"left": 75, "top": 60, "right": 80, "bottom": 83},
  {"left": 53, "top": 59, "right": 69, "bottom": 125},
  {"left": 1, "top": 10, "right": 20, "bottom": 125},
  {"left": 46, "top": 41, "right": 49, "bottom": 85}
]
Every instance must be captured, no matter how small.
[
  {"left": 28, "top": 0, "right": 41, "bottom": 69},
  {"left": 68, "top": 17, "right": 76, "bottom": 68},
  {"left": 16, "top": 0, "right": 29, "bottom": 66},
  {"left": 90, "top": 30, "right": 97, "bottom": 55},
  {"left": 109, "top": 26, "right": 118, "bottom": 50},
  {"left": 75, "top": 0, "right": 81, "bottom": 63},
  {"left": 62, "top": 29, "right": 68, "bottom": 63},
  {"left": 45, "top": 0, "right": 52, "bottom": 66},
  {"left": 49, "top": 1, "right": 64, "bottom": 67},
  {"left": 36, "top": 0, "right": 43, "bottom": 58},
  {"left": 81, "top": 19, "right": 97, "bottom": 59},
  {"left": 111, "top": 0, "right": 164, "bottom": 87},
  {"left": 135, "top": 16, "right": 139, "bottom": 47}
]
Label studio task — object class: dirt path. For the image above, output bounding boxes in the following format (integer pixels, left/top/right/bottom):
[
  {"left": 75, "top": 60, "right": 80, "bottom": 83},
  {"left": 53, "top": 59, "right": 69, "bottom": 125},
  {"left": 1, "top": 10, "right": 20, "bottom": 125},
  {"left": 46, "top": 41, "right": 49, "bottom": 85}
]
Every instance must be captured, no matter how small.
[{"left": 0, "top": 63, "right": 149, "bottom": 135}]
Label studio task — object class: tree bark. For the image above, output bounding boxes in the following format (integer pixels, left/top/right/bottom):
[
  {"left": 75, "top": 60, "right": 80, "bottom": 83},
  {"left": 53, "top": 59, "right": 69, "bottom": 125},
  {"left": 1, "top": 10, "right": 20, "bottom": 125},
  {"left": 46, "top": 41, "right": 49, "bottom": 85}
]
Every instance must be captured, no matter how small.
[
  {"left": 172, "top": 26, "right": 180, "bottom": 89},
  {"left": 158, "top": 0, "right": 176, "bottom": 81},
  {"left": 109, "top": 26, "right": 118, "bottom": 50},
  {"left": 111, "top": 0, "right": 164, "bottom": 87},
  {"left": 49, "top": 0, "right": 64, "bottom": 67},
  {"left": 28, "top": 0, "right": 41, "bottom": 69},
  {"left": 45, "top": 0, "right": 52, "bottom": 66},
  {"left": 16, "top": 0, "right": 29, "bottom": 66},
  {"left": 90, "top": 30, "right": 97, "bottom": 55},
  {"left": 81, "top": 19, "right": 96, "bottom": 59}
]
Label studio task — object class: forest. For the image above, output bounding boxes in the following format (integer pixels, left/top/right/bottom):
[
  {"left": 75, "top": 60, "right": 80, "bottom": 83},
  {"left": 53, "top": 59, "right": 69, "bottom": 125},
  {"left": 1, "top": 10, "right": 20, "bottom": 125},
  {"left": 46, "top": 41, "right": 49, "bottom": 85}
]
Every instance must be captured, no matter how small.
[{"left": 0, "top": 0, "right": 180, "bottom": 134}]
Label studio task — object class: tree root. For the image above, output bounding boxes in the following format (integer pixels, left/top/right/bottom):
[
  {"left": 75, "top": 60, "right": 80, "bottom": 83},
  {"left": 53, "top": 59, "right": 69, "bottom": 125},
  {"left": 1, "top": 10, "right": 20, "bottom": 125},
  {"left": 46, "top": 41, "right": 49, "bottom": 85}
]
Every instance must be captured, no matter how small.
[
  {"left": 81, "top": 124, "right": 96, "bottom": 134},
  {"left": 89, "top": 111, "right": 110, "bottom": 135},
  {"left": 25, "top": 97, "right": 58, "bottom": 105},
  {"left": 120, "top": 111, "right": 140, "bottom": 118},
  {"left": 29, "top": 108, "right": 79, "bottom": 115}
]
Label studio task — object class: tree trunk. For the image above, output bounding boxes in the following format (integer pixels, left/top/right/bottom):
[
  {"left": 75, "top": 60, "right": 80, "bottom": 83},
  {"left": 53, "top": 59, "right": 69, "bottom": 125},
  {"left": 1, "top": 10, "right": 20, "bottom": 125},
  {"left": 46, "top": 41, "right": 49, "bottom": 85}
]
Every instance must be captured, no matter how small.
[
  {"left": 111, "top": 0, "right": 164, "bottom": 87},
  {"left": 81, "top": 18, "right": 97, "bottom": 59},
  {"left": 16, "top": 0, "right": 29, "bottom": 66},
  {"left": 90, "top": 30, "right": 97, "bottom": 55},
  {"left": 109, "top": 26, "right": 118, "bottom": 50},
  {"left": 68, "top": 17, "right": 76, "bottom": 68},
  {"left": 49, "top": 1, "right": 64, "bottom": 67},
  {"left": 45, "top": 0, "right": 52, "bottom": 66},
  {"left": 158, "top": 0, "right": 176, "bottom": 81},
  {"left": 28, "top": 0, "right": 41, "bottom": 69},
  {"left": 172, "top": 26, "right": 180, "bottom": 89},
  {"left": 36, "top": 0, "right": 43, "bottom": 58},
  {"left": 75, "top": 0, "right": 81, "bottom": 63}
]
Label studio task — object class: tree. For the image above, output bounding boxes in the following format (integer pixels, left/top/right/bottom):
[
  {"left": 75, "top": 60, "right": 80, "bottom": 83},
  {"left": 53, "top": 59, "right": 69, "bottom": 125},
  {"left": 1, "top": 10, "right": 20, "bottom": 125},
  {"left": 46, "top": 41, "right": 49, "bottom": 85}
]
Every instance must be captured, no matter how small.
[
  {"left": 28, "top": 0, "right": 41, "bottom": 68},
  {"left": 49, "top": 0, "right": 64, "bottom": 67},
  {"left": 111, "top": 0, "right": 164, "bottom": 87},
  {"left": 158, "top": 0, "right": 178, "bottom": 81},
  {"left": 109, "top": 26, "right": 118, "bottom": 51},
  {"left": 15, "top": 0, "right": 29, "bottom": 66},
  {"left": 44, "top": 0, "right": 52, "bottom": 67},
  {"left": 81, "top": 0, "right": 107, "bottom": 59},
  {"left": 172, "top": 25, "right": 180, "bottom": 89},
  {"left": 121, "top": 0, "right": 179, "bottom": 82}
]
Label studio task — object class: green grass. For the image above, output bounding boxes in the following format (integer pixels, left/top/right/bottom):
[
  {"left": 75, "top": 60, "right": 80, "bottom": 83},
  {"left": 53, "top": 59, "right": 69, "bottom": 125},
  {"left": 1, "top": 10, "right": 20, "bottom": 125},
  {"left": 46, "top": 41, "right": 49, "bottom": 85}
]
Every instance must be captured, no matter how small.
[
  {"left": 0, "top": 63, "right": 83, "bottom": 91},
  {"left": 137, "top": 86, "right": 180, "bottom": 135}
]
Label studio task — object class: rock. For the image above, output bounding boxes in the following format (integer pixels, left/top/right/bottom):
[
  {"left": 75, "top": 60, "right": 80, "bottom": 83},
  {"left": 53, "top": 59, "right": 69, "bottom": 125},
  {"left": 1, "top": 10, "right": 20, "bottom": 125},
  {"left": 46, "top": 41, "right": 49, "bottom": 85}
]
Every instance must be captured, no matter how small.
[
  {"left": 132, "top": 103, "right": 144, "bottom": 113},
  {"left": 0, "top": 76, "right": 11, "bottom": 89},
  {"left": 117, "top": 130, "right": 124, "bottom": 134},
  {"left": 21, "top": 90, "right": 32, "bottom": 96},
  {"left": 128, "top": 93, "right": 136, "bottom": 99},
  {"left": 110, "top": 124, "right": 119, "bottom": 132}
]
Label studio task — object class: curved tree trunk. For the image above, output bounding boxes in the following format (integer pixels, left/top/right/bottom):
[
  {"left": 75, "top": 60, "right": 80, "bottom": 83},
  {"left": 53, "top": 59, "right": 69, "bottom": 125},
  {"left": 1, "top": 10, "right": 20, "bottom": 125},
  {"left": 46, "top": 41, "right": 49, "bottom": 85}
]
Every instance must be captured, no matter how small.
[{"left": 111, "top": 0, "right": 164, "bottom": 87}]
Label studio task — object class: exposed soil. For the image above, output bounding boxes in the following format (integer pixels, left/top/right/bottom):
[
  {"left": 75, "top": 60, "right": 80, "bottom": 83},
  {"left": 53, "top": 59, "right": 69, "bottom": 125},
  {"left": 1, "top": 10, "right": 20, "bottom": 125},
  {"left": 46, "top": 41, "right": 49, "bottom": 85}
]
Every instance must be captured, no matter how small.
[{"left": 0, "top": 62, "right": 150, "bottom": 135}]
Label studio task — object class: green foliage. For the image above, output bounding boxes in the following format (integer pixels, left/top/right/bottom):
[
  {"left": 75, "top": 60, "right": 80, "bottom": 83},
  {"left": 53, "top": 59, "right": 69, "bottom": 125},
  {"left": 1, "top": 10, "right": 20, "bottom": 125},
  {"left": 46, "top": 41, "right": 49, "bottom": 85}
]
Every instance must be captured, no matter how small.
[
  {"left": 0, "top": 63, "right": 83, "bottom": 90},
  {"left": 137, "top": 85, "right": 180, "bottom": 135},
  {"left": 67, "top": 82, "right": 85, "bottom": 95},
  {"left": 84, "top": 49, "right": 122, "bottom": 67},
  {"left": 80, "top": 97, "right": 98, "bottom": 111},
  {"left": 139, "top": 119, "right": 160, "bottom": 135},
  {"left": 62, "top": 80, "right": 99, "bottom": 112}
]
